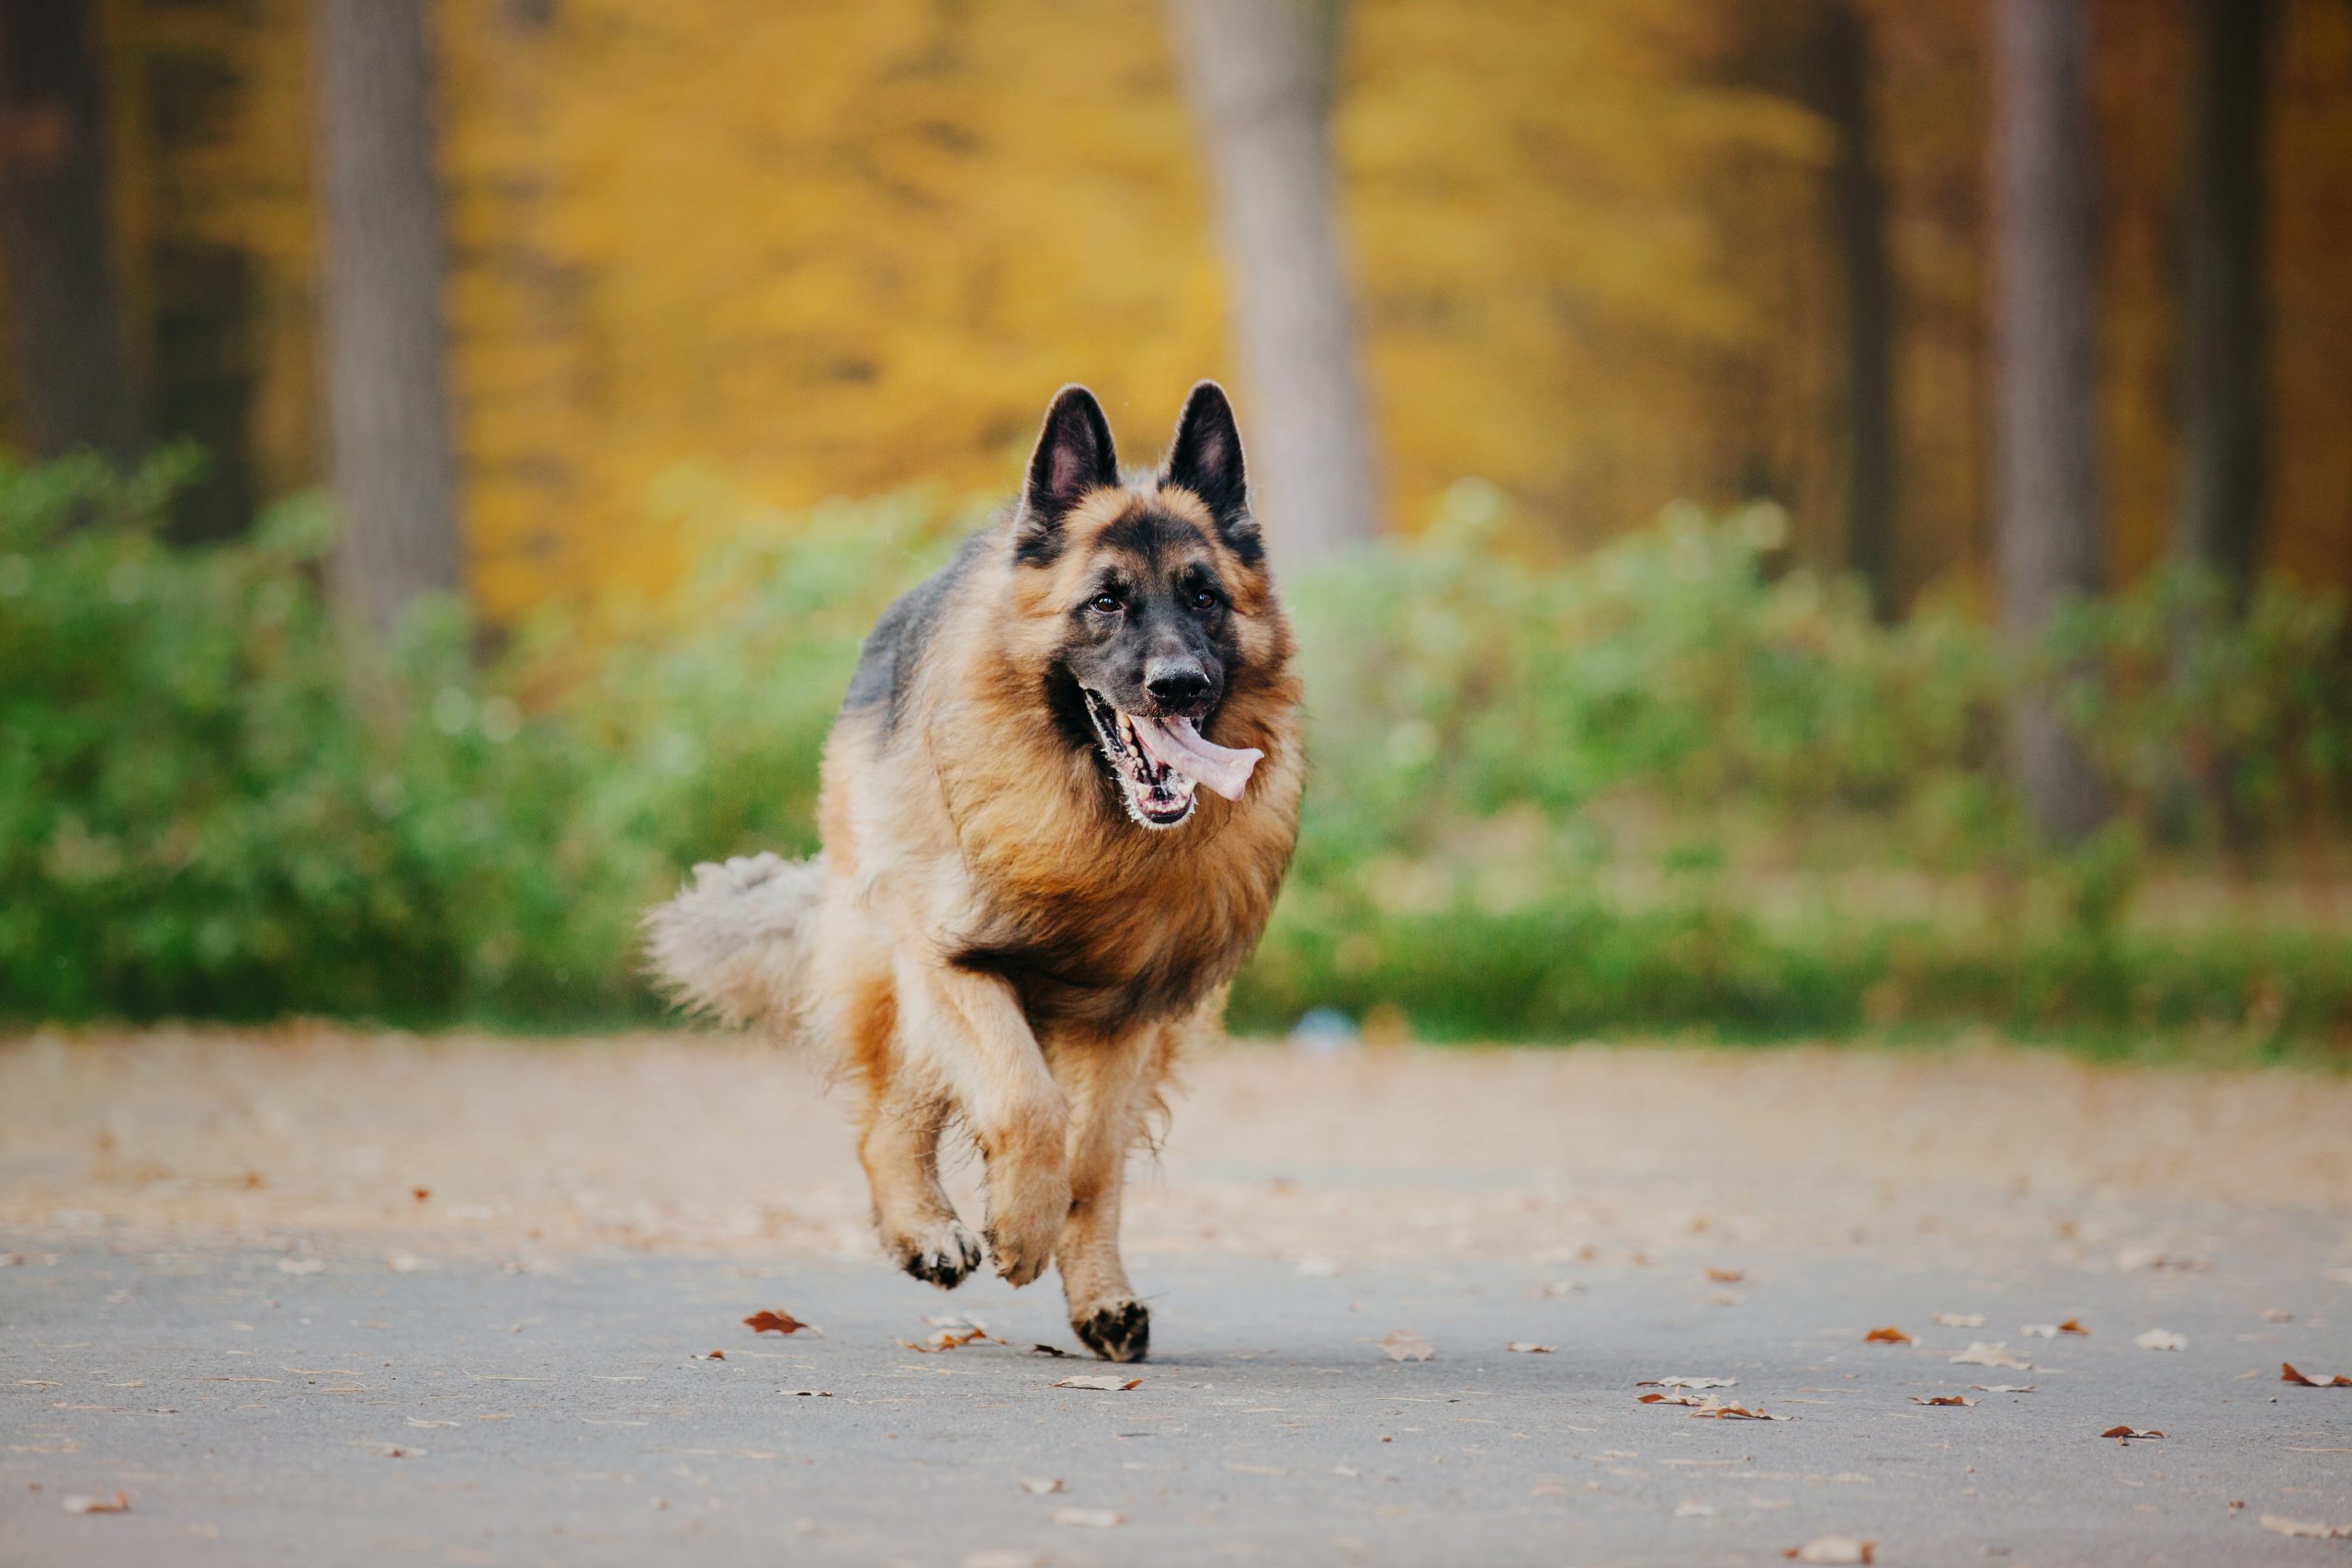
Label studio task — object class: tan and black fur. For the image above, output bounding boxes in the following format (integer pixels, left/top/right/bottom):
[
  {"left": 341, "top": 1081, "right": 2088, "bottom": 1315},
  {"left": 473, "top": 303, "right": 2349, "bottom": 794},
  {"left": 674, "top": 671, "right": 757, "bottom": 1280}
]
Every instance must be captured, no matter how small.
[{"left": 647, "top": 382, "right": 1301, "bottom": 1361}]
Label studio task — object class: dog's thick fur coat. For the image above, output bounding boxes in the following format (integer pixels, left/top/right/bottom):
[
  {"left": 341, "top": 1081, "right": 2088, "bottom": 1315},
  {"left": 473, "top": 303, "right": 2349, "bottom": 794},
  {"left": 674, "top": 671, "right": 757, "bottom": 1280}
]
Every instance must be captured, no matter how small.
[{"left": 647, "top": 383, "right": 1302, "bottom": 1360}]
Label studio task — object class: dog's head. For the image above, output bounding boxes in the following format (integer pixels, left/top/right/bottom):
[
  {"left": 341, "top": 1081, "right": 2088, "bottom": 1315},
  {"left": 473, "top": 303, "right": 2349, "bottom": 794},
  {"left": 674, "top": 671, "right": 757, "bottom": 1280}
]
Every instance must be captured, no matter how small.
[{"left": 1008, "top": 382, "right": 1286, "bottom": 830}]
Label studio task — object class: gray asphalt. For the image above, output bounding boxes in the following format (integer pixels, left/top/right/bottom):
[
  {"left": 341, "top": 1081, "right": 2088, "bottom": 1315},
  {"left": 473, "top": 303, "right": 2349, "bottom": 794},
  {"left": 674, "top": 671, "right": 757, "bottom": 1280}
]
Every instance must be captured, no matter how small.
[{"left": 4, "top": 1240, "right": 2348, "bottom": 1567}]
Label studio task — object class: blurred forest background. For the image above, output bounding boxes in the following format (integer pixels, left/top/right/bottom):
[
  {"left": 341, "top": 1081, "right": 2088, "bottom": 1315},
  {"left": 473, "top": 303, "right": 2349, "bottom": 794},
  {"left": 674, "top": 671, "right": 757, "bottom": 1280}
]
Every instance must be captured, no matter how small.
[{"left": 5, "top": 0, "right": 2351, "bottom": 1053}]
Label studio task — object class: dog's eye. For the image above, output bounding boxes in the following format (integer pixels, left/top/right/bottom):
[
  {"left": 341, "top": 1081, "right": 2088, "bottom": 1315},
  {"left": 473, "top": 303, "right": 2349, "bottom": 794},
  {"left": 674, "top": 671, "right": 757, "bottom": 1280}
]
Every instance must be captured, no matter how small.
[
  {"left": 1089, "top": 593, "right": 1122, "bottom": 615},
  {"left": 1190, "top": 587, "right": 1218, "bottom": 610}
]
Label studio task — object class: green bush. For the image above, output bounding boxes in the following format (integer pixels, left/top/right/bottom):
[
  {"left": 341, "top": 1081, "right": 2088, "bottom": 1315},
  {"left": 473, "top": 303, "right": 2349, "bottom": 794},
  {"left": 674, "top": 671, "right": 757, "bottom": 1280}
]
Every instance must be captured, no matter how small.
[{"left": 3, "top": 457, "right": 2347, "bottom": 1052}]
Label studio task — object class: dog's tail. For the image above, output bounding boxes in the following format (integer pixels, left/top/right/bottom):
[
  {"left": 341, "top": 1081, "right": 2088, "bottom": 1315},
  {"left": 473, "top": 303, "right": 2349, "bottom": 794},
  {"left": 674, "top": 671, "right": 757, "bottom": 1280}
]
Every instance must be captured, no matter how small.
[{"left": 642, "top": 852, "right": 828, "bottom": 1036}]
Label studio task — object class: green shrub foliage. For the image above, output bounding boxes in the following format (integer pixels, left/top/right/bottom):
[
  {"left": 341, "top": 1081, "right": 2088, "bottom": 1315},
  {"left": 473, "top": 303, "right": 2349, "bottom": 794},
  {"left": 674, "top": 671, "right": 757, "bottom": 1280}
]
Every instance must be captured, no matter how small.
[{"left": 4, "top": 460, "right": 2346, "bottom": 1047}]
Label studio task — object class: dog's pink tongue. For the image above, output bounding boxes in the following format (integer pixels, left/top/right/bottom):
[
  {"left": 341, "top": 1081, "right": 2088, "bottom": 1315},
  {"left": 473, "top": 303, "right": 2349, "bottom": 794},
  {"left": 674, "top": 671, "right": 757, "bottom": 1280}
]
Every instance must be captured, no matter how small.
[{"left": 1131, "top": 716, "right": 1262, "bottom": 802}]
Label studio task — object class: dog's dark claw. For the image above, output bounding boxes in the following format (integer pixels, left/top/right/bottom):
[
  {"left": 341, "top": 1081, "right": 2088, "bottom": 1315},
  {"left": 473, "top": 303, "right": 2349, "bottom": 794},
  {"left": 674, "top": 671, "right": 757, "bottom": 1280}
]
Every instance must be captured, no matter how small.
[{"left": 1072, "top": 1298, "right": 1149, "bottom": 1363}]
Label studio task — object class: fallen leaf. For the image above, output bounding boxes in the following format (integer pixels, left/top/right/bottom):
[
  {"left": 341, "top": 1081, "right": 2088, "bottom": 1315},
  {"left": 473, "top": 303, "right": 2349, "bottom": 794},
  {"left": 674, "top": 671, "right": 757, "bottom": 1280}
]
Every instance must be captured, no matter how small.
[
  {"left": 1705, "top": 1267, "right": 1745, "bottom": 1283},
  {"left": 2261, "top": 1517, "right": 2352, "bottom": 1540},
  {"left": 1052, "top": 1507, "right": 1124, "bottom": 1529},
  {"left": 1029, "top": 1344, "right": 1070, "bottom": 1358},
  {"left": 1911, "top": 1394, "right": 1977, "bottom": 1406},
  {"left": 1052, "top": 1375, "right": 1140, "bottom": 1392},
  {"left": 2134, "top": 1329, "right": 2187, "bottom": 1352},
  {"left": 1951, "top": 1341, "right": 2030, "bottom": 1369},
  {"left": 1506, "top": 1342, "right": 1554, "bottom": 1354},
  {"left": 1675, "top": 1499, "right": 1718, "bottom": 1517},
  {"left": 2099, "top": 1425, "right": 2164, "bottom": 1441},
  {"left": 412, "top": 1187, "right": 430, "bottom": 1202},
  {"left": 1863, "top": 1326, "right": 1915, "bottom": 1346},
  {"left": 2116, "top": 1247, "right": 2208, "bottom": 1272},
  {"left": 1970, "top": 1384, "right": 2037, "bottom": 1393},
  {"left": 1017, "top": 1477, "right": 1065, "bottom": 1495},
  {"left": 1785, "top": 1535, "right": 1874, "bottom": 1562},
  {"left": 902, "top": 1327, "right": 1001, "bottom": 1352},
  {"left": 1690, "top": 1400, "right": 1781, "bottom": 1420},
  {"left": 1932, "top": 1312, "right": 1985, "bottom": 1328},
  {"left": 1379, "top": 1329, "right": 1435, "bottom": 1362},
  {"left": 1638, "top": 1376, "right": 1736, "bottom": 1389},
  {"left": 61, "top": 1492, "right": 130, "bottom": 1516},
  {"left": 2281, "top": 1362, "right": 2352, "bottom": 1388},
  {"left": 743, "top": 1310, "right": 811, "bottom": 1336},
  {"left": 2057, "top": 1317, "right": 2089, "bottom": 1336},
  {"left": 1639, "top": 1392, "right": 1707, "bottom": 1406}
]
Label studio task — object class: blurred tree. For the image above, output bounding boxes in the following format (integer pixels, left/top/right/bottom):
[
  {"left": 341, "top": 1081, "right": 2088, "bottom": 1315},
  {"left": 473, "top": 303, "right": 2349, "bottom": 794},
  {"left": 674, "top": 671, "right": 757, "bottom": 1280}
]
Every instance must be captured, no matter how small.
[
  {"left": 1990, "top": 0, "right": 2106, "bottom": 842},
  {"left": 1820, "top": 0, "right": 1898, "bottom": 618},
  {"left": 1169, "top": 0, "right": 1380, "bottom": 558},
  {"left": 2176, "top": 0, "right": 2267, "bottom": 601},
  {"left": 0, "top": 0, "right": 145, "bottom": 466},
  {"left": 313, "top": 0, "right": 463, "bottom": 637}
]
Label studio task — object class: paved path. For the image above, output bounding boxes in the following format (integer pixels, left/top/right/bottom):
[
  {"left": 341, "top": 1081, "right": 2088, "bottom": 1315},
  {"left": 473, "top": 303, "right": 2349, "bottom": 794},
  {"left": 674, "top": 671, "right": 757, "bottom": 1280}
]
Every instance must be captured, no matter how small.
[
  {"left": 6, "top": 1237, "right": 2348, "bottom": 1566},
  {"left": 5, "top": 1032, "right": 2351, "bottom": 1564}
]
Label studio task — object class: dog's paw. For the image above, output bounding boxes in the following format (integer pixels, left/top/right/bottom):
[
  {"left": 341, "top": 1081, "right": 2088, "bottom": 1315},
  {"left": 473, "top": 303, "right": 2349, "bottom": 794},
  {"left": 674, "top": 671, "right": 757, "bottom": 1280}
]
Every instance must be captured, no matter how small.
[
  {"left": 982, "top": 1185, "right": 1067, "bottom": 1290},
  {"left": 889, "top": 1219, "right": 983, "bottom": 1290},
  {"left": 1071, "top": 1298, "right": 1149, "bottom": 1363}
]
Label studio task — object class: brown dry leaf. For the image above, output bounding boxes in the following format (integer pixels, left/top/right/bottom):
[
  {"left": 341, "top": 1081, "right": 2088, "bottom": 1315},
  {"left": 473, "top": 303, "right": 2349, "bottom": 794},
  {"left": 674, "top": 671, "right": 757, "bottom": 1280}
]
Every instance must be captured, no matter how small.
[
  {"left": 1705, "top": 1267, "right": 1746, "bottom": 1283},
  {"left": 2057, "top": 1317, "right": 2088, "bottom": 1336},
  {"left": 1863, "top": 1325, "right": 1916, "bottom": 1346},
  {"left": 1951, "top": 1342, "right": 2030, "bottom": 1370},
  {"left": 61, "top": 1492, "right": 130, "bottom": 1516},
  {"left": 1379, "top": 1329, "right": 1435, "bottom": 1362},
  {"left": 1639, "top": 1392, "right": 1707, "bottom": 1406},
  {"left": 1052, "top": 1507, "right": 1125, "bottom": 1529},
  {"left": 743, "top": 1310, "right": 812, "bottom": 1336},
  {"left": 1970, "top": 1384, "right": 2037, "bottom": 1393},
  {"left": 2099, "top": 1425, "right": 2164, "bottom": 1441},
  {"left": 2134, "top": 1328, "right": 2187, "bottom": 1352},
  {"left": 1933, "top": 1312, "right": 1985, "bottom": 1328},
  {"left": 1911, "top": 1394, "right": 1977, "bottom": 1407},
  {"left": 1784, "top": 1538, "right": 1875, "bottom": 1565},
  {"left": 695, "top": 1350, "right": 726, "bottom": 1361},
  {"left": 1639, "top": 1376, "right": 1736, "bottom": 1389},
  {"left": 412, "top": 1187, "right": 431, "bottom": 1202},
  {"left": 1690, "top": 1400, "right": 1781, "bottom": 1420},
  {"left": 2281, "top": 1362, "right": 2352, "bottom": 1388},
  {"left": 2261, "top": 1517, "right": 2352, "bottom": 1540},
  {"left": 1506, "top": 1341, "right": 1555, "bottom": 1354},
  {"left": 1051, "top": 1375, "right": 1141, "bottom": 1392},
  {"left": 902, "top": 1327, "right": 1003, "bottom": 1353},
  {"left": 1017, "top": 1477, "right": 1065, "bottom": 1495}
]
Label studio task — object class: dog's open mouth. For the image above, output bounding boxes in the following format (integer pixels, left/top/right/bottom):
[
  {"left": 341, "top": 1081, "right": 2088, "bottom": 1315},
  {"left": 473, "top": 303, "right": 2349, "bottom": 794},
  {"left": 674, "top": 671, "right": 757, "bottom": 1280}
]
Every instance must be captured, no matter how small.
[{"left": 1080, "top": 689, "right": 1263, "bottom": 829}]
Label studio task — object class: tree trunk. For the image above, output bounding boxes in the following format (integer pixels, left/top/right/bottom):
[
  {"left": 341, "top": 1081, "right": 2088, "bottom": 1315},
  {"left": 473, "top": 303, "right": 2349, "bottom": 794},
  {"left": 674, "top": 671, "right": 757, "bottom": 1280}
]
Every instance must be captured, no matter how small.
[
  {"left": 313, "top": 0, "right": 463, "bottom": 638},
  {"left": 1990, "top": 0, "right": 2107, "bottom": 845},
  {"left": 1168, "top": 0, "right": 1380, "bottom": 561},
  {"left": 0, "top": 0, "right": 145, "bottom": 465},
  {"left": 1820, "top": 1, "right": 1898, "bottom": 619},
  {"left": 2176, "top": 0, "right": 2267, "bottom": 598}
]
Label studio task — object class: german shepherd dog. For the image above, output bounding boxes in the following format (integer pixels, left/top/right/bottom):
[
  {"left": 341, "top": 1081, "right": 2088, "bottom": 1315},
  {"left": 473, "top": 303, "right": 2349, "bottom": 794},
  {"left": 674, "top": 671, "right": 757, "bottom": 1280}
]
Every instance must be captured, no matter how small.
[{"left": 646, "top": 383, "right": 1302, "bottom": 1361}]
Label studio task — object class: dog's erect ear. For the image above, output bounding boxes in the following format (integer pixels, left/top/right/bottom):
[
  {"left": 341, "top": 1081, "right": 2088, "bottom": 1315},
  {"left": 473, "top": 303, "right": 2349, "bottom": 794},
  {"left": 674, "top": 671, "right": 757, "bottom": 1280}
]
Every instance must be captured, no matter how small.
[
  {"left": 1017, "top": 385, "right": 1118, "bottom": 565},
  {"left": 1162, "top": 381, "right": 1260, "bottom": 567}
]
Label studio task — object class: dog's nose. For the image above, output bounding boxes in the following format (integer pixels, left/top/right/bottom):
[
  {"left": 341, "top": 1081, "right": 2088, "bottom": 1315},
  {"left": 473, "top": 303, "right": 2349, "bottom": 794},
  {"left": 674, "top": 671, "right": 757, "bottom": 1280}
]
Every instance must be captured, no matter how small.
[{"left": 1145, "top": 665, "right": 1211, "bottom": 709}]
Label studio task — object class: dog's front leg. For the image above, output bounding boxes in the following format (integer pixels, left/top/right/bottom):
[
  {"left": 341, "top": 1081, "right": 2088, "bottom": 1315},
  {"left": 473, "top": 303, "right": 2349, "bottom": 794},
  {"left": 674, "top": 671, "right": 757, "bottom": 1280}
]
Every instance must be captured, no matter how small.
[
  {"left": 893, "top": 956, "right": 1069, "bottom": 1286},
  {"left": 1047, "top": 1025, "right": 1167, "bottom": 1362}
]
